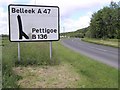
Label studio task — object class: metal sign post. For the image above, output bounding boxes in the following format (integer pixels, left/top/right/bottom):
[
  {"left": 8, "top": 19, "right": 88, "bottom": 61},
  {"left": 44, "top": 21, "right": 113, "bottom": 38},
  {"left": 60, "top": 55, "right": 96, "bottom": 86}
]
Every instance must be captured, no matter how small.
[
  {"left": 18, "top": 42, "right": 20, "bottom": 62},
  {"left": 50, "top": 41, "right": 52, "bottom": 60}
]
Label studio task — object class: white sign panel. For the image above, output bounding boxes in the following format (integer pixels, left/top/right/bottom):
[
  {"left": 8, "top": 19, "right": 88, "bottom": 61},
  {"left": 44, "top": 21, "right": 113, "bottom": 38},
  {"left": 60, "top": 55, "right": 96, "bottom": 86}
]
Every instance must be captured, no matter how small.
[{"left": 8, "top": 4, "right": 59, "bottom": 42}]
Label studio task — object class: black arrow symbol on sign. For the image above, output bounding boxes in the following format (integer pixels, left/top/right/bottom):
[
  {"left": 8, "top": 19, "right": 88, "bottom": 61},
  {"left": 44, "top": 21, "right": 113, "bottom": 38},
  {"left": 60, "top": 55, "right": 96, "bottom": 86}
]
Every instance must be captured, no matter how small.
[{"left": 17, "top": 15, "right": 29, "bottom": 39}]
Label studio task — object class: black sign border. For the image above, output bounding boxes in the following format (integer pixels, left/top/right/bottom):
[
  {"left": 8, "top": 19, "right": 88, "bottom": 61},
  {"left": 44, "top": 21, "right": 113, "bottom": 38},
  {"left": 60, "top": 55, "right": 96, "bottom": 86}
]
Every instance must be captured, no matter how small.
[{"left": 8, "top": 4, "right": 60, "bottom": 42}]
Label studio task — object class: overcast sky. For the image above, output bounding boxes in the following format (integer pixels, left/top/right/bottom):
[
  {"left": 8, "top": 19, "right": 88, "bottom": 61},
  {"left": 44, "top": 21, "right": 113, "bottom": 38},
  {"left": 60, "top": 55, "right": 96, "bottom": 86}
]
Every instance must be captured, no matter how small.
[{"left": 0, "top": 0, "right": 119, "bottom": 34}]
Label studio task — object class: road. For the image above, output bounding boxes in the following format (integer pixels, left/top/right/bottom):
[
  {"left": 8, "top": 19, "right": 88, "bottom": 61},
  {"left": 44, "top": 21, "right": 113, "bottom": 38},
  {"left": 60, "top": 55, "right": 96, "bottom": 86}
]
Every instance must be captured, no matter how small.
[{"left": 61, "top": 38, "right": 119, "bottom": 69}]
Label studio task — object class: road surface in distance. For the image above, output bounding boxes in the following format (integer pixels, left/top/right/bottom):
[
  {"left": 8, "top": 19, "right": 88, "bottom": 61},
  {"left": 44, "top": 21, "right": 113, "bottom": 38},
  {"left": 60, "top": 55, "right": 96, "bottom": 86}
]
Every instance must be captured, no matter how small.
[{"left": 61, "top": 38, "right": 118, "bottom": 69}]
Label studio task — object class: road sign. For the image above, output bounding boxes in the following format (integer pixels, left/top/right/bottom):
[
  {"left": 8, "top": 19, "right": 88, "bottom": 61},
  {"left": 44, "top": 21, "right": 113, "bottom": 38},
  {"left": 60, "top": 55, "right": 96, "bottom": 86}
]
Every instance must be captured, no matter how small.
[{"left": 8, "top": 4, "right": 60, "bottom": 42}]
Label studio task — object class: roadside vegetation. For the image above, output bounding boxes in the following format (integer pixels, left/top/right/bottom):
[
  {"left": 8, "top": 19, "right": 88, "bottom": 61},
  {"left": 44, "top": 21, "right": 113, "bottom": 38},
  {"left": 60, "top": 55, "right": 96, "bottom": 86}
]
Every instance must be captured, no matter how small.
[
  {"left": 2, "top": 36, "right": 118, "bottom": 88},
  {"left": 81, "top": 38, "right": 118, "bottom": 48},
  {"left": 2, "top": 36, "right": 58, "bottom": 88}
]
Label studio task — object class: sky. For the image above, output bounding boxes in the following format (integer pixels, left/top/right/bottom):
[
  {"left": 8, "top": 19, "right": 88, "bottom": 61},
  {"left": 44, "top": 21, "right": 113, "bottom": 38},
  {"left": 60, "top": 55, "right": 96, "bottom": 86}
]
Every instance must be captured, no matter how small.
[{"left": 0, "top": 0, "right": 119, "bottom": 34}]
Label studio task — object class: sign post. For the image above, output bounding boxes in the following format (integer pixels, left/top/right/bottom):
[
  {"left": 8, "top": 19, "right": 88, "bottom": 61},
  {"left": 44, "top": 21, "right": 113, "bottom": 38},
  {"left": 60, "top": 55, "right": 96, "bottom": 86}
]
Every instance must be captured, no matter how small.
[
  {"left": 18, "top": 42, "right": 20, "bottom": 62},
  {"left": 50, "top": 41, "right": 52, "bottom": 60}
]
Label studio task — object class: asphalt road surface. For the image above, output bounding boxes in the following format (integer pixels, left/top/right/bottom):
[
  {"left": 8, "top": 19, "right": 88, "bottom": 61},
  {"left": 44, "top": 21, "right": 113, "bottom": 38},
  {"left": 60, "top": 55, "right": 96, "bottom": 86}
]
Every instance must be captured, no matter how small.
[{"left": 61, "top": 38, "right": 119, "bottom": 69}]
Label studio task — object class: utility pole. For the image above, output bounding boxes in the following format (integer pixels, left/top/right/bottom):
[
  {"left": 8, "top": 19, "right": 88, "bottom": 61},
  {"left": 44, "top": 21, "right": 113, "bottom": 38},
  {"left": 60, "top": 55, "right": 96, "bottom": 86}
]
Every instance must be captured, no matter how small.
[
  {"left": 63, "top": 26, "right": 65, "bottom": 33},
  {"left": 63, "top": 27, "right": 65, "bottom": 37},
  {"left": 34, "top": 0, "right": 36, "bottom": 4}
]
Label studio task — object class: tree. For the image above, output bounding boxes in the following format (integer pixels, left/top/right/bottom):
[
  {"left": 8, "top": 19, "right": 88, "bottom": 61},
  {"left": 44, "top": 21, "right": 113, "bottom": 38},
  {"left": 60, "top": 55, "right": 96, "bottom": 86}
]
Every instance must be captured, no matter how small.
[{"left": 86, "top": 1, "right": 119, "bottom": 39}]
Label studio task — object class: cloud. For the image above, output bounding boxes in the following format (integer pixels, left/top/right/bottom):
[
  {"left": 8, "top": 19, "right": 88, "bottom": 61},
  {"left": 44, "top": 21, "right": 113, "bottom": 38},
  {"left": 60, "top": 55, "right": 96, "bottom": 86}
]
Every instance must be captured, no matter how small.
[
  {"left": 0, "top": 0, "right": 16, "bottom": 34},
  {"left": 0, "top": 7, "right": 8, "bottom": 34},
  {"left": 62, "top": 12, "right": 91, "bottom": 32},
  {"left": 27, "top": 0, "right": 120, "bottom": 33},
  {"left": 0, "top": 0, "right": 15, "bottom": 5},
  {"left": 29, "top": 0, "right": 118, "bottom": 17},
  {"left": 0, "top": 0, "right": 119, "bottom": 34}
]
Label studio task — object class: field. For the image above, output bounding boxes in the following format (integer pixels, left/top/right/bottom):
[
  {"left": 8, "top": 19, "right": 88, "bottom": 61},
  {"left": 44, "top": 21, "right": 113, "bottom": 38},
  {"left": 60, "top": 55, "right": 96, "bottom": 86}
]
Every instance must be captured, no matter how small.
[{"left": 2, "top": 37, "right": 119, "bottom": 88}]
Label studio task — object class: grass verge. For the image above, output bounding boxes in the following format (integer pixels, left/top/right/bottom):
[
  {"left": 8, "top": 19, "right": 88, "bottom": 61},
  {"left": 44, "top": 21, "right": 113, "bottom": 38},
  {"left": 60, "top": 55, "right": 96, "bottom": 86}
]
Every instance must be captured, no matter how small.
[
  {"left": 13, "top": 63, "right": 80, "bottom": 88},
  {"left": 2, "top": 37, "right": 57, "bottom": 88},
  {"left": 53, "top": 41, "right": 118, "bottom": 88},
  {"left": 81, "top": 38, "right": 118, "bottom": 48},
  {"left": 2, "top": 37, "right": 119, "bottom": 88}
]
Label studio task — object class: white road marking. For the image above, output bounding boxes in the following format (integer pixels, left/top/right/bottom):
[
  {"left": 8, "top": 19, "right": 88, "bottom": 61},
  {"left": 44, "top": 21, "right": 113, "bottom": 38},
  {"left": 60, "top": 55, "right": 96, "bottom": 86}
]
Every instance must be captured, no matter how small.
[
  {"left": 88, "top": 46, "right": 107, "bottom": 52},
  {"left": 70, "top": 39, "right": 118, "bottom": 55},
  {"left": 71, "top": 39, "right": 116, "bottom": 53}
]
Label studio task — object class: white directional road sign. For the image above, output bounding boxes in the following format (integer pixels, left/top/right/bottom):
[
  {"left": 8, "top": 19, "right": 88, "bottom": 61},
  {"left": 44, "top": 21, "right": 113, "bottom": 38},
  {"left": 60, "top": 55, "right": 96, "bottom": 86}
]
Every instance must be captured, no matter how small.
[{"left": 8, "top": 4, "right": 59, "bottom": 42}]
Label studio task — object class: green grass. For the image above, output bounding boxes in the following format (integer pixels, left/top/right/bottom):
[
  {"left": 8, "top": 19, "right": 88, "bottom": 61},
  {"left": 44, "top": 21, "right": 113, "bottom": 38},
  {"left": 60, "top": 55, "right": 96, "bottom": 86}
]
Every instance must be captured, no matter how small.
[
  {"left": 81, "top": 38, "right": 119, "bottom": 48},
  {"left": 2, "top": 37, "right": 119, "bottom": 88},
  {"left": 2, "top": 37, "right": 57, "bottom": 88},
  {"left": 53, "top": 41, "right": 118, "bottom": 88},
  {"left": 18, "top": 42, "right": 50, "bottom": 65},
  {"left": 13, "top": 63, "right": 80, "bottom": 88}
]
